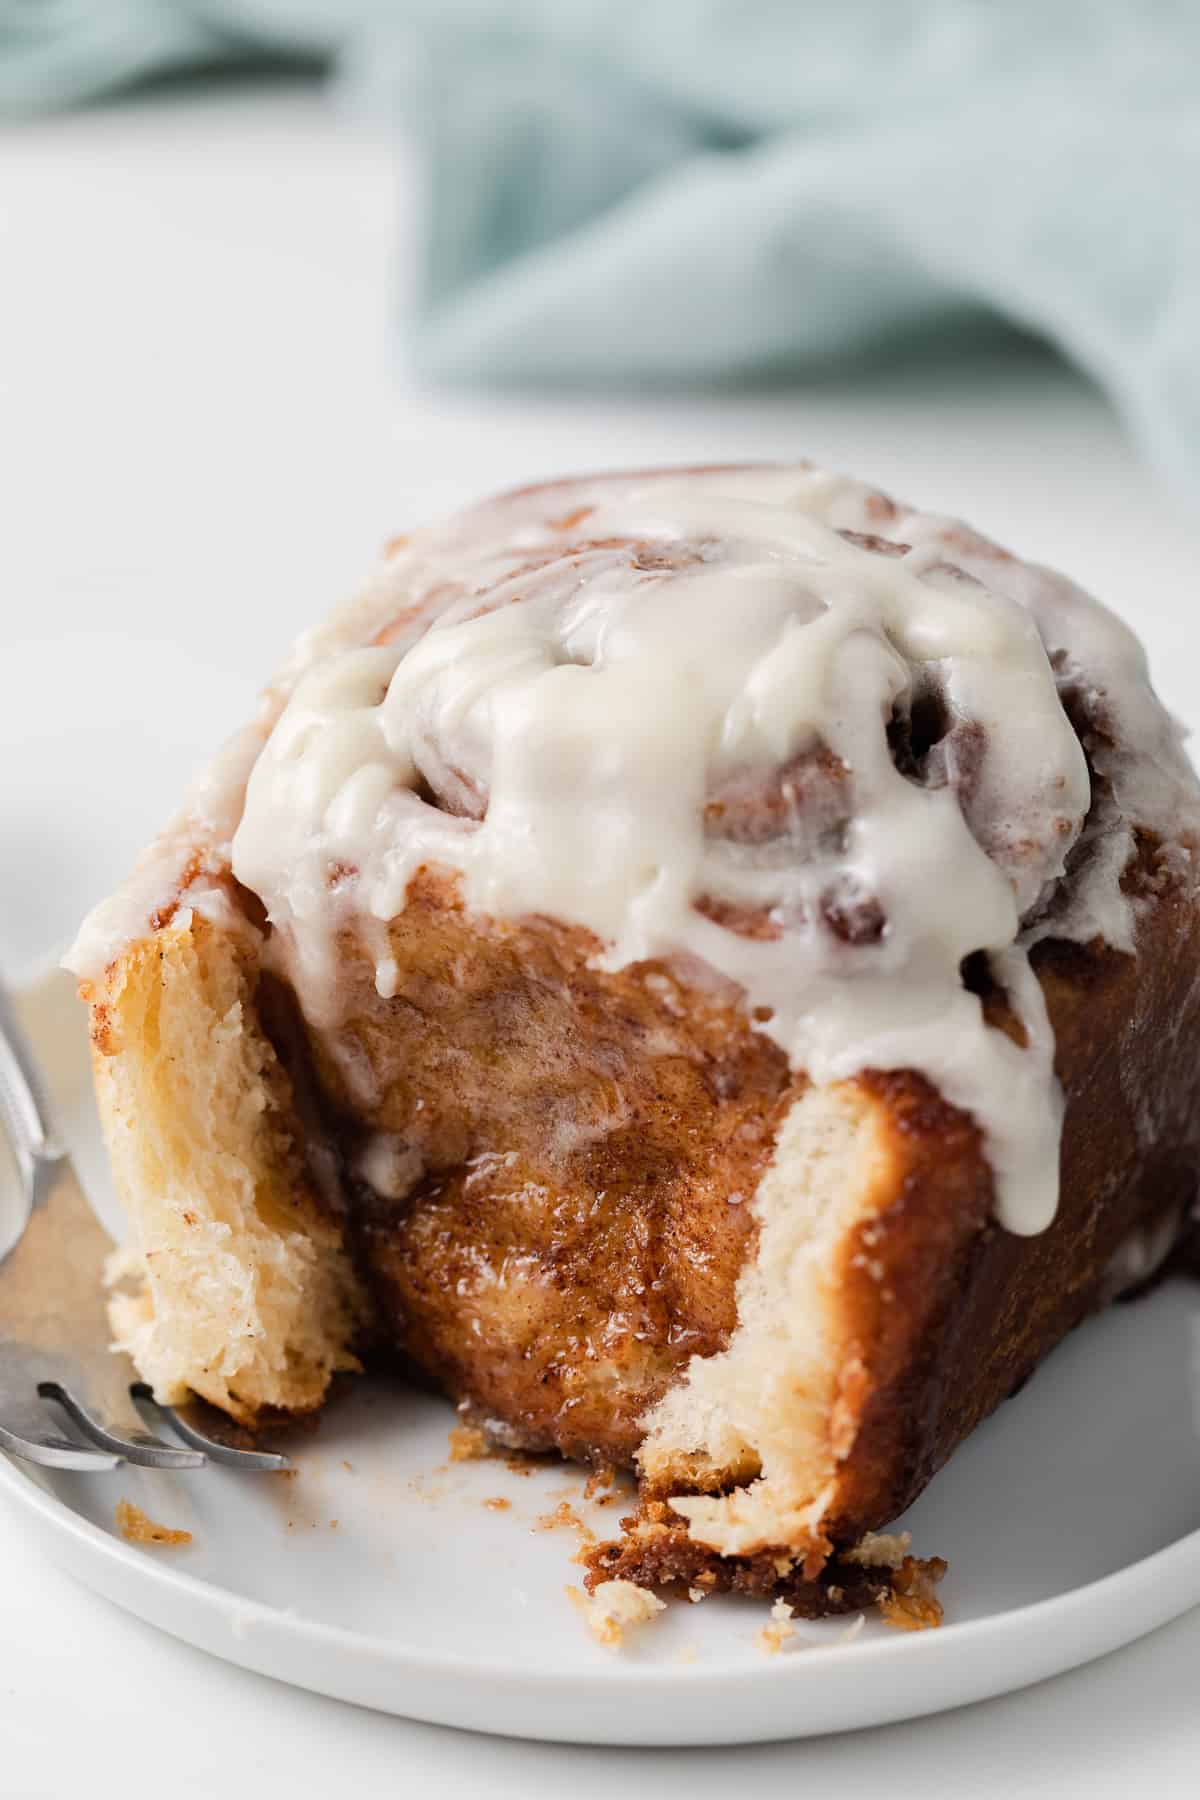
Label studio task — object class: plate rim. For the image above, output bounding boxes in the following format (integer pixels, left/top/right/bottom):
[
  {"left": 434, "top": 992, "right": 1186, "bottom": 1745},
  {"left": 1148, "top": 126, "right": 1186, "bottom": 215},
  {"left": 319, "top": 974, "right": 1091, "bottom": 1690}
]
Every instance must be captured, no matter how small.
[{"left": 4, "top": 1446, "right": 1200, "bottom": 1695}]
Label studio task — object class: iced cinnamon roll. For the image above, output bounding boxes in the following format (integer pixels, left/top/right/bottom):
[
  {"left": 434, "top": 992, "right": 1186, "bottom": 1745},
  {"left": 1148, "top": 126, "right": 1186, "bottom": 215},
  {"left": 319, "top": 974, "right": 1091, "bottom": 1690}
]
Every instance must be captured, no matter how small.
[{"left": 69, "top": 464, "right": 1200, "bottom": 1611}]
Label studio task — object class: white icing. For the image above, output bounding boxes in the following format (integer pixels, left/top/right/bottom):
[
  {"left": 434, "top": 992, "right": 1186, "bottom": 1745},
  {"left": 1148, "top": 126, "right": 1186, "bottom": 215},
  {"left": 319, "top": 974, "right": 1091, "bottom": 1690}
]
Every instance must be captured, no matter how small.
[
  {"left": 77, "top": 465, "right": 1200, "bottom": 1237},
  {"left": 354, "top": 1132, "right": 424, "bottom": 1202},
  {"left": 1101, "top": 1203, "right": 1186, "bottom": 1302},
  {"left": 64, "top": 718, "right": 270, "bottom": 981}
]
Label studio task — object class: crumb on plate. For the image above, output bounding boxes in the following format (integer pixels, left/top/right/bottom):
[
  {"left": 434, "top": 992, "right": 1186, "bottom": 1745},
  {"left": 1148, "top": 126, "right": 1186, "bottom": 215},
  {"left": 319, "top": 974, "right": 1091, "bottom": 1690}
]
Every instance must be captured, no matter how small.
[
  {"left": 878, "top": 1556, "right": 947, "bottom": 1631},
  {"left": 583, "top": 1466, "right": 616, "bottom": 1501},
  {"left": 568, "top": 1580, "right": 666, "bottom": 1650},
  {"left": 116, "top": 1500, "right": 191, "bottom": 1548},
  {"left": 536, "top": 1499, "right": 596, "bottom": 1547},
  {"left": 447, "top": 1424, "right": 491, "bottom": 1462},
  {"left": 757, "top": 1597, "right": 799, "bottom": 1655},
  {"left": 845, "top": 1529, "right": 912, "bottom": 1569}
]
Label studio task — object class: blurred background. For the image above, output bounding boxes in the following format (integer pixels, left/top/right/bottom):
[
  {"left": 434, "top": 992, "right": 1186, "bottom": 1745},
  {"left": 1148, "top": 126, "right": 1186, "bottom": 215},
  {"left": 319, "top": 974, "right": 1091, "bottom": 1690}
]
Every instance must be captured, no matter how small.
[{"left": 1, "top": 0, "right": 1197, "bottom": 975}]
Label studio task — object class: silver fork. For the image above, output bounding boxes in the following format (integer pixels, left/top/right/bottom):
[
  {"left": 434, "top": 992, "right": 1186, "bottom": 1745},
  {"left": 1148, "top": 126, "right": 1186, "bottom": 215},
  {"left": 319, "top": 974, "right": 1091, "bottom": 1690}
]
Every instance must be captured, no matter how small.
[{"left": 0, "top": 977, "right": 287, "bottom": 1473}]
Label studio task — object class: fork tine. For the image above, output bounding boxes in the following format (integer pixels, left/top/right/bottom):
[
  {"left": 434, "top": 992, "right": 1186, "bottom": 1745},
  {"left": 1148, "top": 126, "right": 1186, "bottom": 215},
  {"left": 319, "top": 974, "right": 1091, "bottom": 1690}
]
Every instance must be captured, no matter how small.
[
  {"left": 0, "top": 1418, "right": 122, "bottom": 1472},
  {"left": 0, "top": 975, "right": 63, "bottom": 1169},
  {"left": 38, "top": 1382, "right": 207, "bottom": 1470},
  {"left": 133, "top": 1387, "right": 290, "bottom": 1471}
]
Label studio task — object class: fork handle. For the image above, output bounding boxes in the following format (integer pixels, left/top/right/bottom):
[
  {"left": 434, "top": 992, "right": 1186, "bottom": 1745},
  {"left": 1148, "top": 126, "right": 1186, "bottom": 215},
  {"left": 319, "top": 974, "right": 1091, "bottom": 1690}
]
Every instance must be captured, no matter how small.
[{"left": 0, "top": 977, "right": 63, "bottom": 1167}]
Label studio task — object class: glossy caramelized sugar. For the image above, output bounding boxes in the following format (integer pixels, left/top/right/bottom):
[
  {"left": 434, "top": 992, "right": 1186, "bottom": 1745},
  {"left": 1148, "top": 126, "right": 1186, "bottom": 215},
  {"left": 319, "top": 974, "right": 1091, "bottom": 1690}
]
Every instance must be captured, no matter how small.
[{"left": 290, "top": 868, "right": 801, "bottom": 1465}]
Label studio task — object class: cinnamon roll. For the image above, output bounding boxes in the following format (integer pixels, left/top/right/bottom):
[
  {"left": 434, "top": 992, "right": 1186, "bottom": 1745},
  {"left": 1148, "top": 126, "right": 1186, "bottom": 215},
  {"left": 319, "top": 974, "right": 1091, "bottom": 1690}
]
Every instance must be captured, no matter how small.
[{"left": 69, "top": 464, "right": 1200, "bottom": 1612}]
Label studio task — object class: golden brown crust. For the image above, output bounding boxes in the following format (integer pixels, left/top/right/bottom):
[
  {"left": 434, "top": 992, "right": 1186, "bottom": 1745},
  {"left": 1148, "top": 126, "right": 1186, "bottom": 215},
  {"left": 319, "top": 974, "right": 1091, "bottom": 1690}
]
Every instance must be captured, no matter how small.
[{"left": 820, "top": 848, "right": 1200, "bottom": 1543}]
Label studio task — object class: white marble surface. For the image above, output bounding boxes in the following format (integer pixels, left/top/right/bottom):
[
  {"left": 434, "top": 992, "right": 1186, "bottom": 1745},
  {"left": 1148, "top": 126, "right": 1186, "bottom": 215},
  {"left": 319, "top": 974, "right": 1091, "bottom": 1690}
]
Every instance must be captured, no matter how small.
[{"left": 1, "top": 80, "right": 1198, "bottom": 1797}]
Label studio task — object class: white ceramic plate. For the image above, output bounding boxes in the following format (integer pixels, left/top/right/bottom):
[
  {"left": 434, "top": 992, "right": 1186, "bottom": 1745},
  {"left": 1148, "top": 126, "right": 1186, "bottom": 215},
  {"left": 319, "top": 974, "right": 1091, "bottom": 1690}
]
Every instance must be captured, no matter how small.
[{"left": 2, "top": 968, "right": 1200, "bottom": 1746}]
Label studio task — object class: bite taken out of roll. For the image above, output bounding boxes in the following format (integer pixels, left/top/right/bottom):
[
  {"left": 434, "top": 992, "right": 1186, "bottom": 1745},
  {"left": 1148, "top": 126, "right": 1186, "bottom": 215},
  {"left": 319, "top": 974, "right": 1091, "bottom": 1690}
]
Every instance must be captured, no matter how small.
[{"left": 69, "top": 464, "right": 1200, "bottom": 1615}]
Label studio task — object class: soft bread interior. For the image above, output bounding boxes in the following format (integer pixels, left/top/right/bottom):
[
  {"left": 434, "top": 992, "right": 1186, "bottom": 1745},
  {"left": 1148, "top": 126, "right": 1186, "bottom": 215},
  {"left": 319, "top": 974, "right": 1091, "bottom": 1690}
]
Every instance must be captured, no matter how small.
[
  {"left": 638, "top": 1082, "right": 888, "bottom": 1556},
  {"left": 87, "top": 912, "right": 364, "bottom": 1422}
]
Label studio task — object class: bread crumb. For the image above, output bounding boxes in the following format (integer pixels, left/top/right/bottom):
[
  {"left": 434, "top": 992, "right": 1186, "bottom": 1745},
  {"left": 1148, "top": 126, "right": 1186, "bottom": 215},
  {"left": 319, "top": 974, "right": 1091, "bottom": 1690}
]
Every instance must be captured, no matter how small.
[
  {"left": 536, "top": 1499, "right": 595, "bottom": 1547},
  {"left": 845, "top": 1529, "right": 912, "bottom": 1569},
  {"left": 341, "top": 1459, "right": 354, "bottom": 1473},
  {"left": 568, "top": 1580, "right": 665, "bottom": 1650},
  {"left": 329, "top": 1519, "right": 338, "bottom": 1530},
  {"left": 878, "top": 1556, "right": 947, "bottom": 1631},
  {"left": 448, "top": 1425, "right": 491, "bottom": 1462},
  {"left": 687, "top": 1586, "right": 707, "bottom": 1603},
  {"left": 483, "top": 1496, "right": 512, "bottom": 1512},
  {"left": 583, "top": 1466, "right": 616, "bottom": 1501},
  {"left": 407, "top": 1475, "right": 448, "bottom": 1503},
  {"left": 838, "top": 1613, "right": 866, "bottom": 1645},
  {"left": 116, "top": 1500, "right": 191, "bottom": 1548},
  {"left": 536, "top": 1500, "right": 577, "bottom": 1530},
  {"left": 843, "top": 1532, "right": 946, "bottom": 1627},
  {"left": 757, "top": 1597, "right": 797, "bottom": 1655}
]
